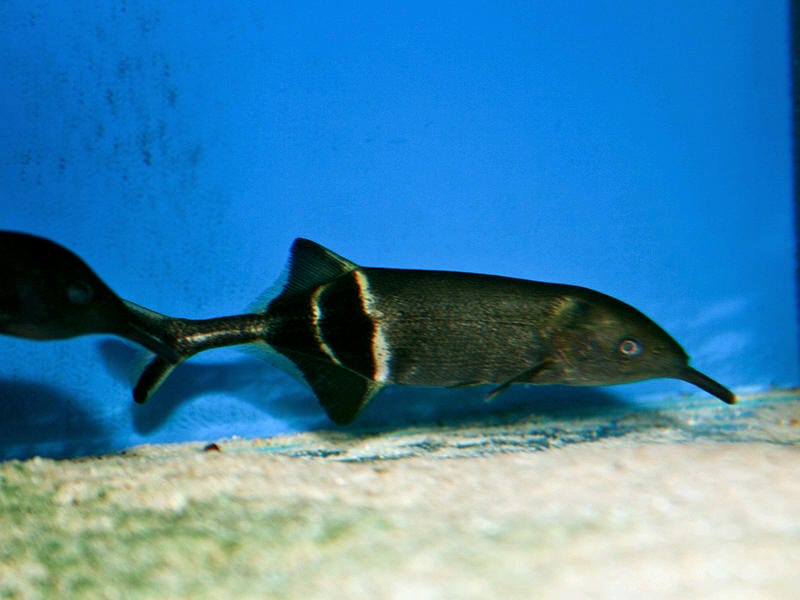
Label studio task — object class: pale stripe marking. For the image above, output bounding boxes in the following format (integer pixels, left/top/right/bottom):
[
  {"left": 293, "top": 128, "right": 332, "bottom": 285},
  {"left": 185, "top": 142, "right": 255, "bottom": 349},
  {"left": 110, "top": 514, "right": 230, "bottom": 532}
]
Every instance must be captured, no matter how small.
[
  {"left": 354, "top": 270, "right": 391, "bottom": 383},
  {"left": 310, "top": 285, "right": 342, "bottom": 366}
]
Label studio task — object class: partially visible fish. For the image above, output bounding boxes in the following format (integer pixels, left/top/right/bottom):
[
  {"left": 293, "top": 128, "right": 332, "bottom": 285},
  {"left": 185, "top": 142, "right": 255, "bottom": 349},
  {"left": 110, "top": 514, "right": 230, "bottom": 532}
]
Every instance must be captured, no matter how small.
[{"left": 0, "top": 231, "right": 178, "bottom": 362}]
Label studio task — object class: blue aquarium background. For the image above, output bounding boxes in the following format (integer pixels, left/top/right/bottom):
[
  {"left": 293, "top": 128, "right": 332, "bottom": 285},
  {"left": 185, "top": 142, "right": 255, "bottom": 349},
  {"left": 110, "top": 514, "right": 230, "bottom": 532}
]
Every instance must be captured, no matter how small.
[{"left": 0, "top": 2, "right": 796, "bottom": 459}]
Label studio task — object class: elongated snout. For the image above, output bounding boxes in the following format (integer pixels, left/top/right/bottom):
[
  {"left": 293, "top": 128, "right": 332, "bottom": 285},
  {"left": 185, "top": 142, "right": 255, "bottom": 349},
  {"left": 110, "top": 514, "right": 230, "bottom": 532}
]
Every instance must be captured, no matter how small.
[{"left": 679, "top": 366, "right": 736, "bottom": 404}]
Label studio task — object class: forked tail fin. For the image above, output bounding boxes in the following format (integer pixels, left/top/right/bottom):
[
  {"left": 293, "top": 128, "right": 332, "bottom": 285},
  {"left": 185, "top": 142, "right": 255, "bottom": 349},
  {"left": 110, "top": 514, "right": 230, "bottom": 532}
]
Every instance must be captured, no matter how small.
[
  {"left": 133, "top": 355, "right": 179, "bottom": 403},
  {"left": 121, "top": 301, "right": 182, "bottom": 364},
  {"left": 126, "top": 306, "right": 270, "bottom": 403},
  {"left": 122, "top": 300, "right": 183, "bottom": 403}
]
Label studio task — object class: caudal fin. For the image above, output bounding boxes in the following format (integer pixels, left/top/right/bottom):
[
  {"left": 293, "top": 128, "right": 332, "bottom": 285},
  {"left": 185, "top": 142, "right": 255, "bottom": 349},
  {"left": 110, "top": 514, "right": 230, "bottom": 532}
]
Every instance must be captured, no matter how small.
[
  {"left": 120, "top": 300, "right": 182, "bottom": 403},
  {"left": 126, "top": 305, "right": 271, "bottom": 403},
  {"left": 121, "top": 300, "right": 182, "bottom": 364},
  {"left": 133, "top": 355, "right": 180, "bottom": 403}
]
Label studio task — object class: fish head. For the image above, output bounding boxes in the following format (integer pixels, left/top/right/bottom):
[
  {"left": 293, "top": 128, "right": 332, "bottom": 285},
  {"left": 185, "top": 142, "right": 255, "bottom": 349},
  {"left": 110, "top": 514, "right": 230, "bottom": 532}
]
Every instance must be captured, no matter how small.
[{"left": 547, "top": 288, "right": 735, "bottom": 403}]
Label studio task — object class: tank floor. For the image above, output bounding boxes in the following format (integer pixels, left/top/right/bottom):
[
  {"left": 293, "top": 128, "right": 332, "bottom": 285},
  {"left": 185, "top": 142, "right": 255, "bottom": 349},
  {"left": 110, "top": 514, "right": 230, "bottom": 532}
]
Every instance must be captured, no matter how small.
[{"left": 1, "top": 391, "right": 798, "bottom": 599}]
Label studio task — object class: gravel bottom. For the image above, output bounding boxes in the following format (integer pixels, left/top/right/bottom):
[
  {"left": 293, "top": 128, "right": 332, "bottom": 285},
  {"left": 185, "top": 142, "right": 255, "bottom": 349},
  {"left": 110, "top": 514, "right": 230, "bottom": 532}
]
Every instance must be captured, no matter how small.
[{"left": 0, "top": 391, "right": 798, "bottom": 599}]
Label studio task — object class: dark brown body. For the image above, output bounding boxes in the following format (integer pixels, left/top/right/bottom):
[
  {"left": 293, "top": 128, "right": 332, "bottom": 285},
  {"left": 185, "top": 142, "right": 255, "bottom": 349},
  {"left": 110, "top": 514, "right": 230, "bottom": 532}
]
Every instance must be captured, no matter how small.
[{"left": 137, "top": 239, "right": 734, "bottom": 424}]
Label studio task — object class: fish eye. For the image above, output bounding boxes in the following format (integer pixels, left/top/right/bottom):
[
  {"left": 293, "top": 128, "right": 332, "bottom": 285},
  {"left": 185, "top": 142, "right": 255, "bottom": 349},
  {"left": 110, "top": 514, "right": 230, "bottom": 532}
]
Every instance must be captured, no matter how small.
[
  {"left": 618, "top": 338, "right": 643, "bottom": 357},
  {"left": 67, "top": 281, "right": 94, "bottom": 305}
]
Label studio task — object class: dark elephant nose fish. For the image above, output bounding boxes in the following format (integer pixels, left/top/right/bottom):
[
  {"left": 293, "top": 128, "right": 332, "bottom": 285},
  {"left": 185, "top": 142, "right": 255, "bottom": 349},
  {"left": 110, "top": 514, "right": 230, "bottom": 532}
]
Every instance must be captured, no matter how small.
[
  {"left": 0, "top": 231, "right": 178, "bottom": 362},
  {"left": 131, "top": 238, "right": 736, "bottom": 426}
]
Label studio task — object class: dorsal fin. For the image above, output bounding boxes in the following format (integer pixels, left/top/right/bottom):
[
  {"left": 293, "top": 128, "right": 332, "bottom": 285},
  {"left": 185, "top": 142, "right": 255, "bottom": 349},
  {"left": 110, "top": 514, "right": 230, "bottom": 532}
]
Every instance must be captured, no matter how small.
[
  {"left": 251, "top": 238, "right": 358, "bottom": 313},
  {"left": 282, "top": 238, "right": 358, "bottom": 296},
  {"left": 278, "top": 347, "right": 382, "bottom": 425}
]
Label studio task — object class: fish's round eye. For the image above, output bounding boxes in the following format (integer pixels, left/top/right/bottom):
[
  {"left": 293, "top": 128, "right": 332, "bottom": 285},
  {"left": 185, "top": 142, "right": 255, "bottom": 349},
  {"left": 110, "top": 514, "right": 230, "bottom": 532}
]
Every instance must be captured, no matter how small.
[
  {"left": 619, "top": 338, "right": 642, "bottom": 357},
  {"left": 67, "top": 281, "right": 94, "bottom": 305}
]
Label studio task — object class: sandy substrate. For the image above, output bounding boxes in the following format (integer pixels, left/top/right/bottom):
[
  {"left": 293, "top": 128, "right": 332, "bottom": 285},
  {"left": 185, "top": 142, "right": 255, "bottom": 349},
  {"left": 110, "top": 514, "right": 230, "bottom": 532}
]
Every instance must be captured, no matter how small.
[{"left": 0, "top": 391, "right": 798, "bottom": 599}]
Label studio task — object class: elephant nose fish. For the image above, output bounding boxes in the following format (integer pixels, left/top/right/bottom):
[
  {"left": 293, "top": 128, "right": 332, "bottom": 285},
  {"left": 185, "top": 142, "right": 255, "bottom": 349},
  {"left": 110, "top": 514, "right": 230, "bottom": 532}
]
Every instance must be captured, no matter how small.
[
  {"left": 132, "top": 238, "right": 735, "bottom": 425},
  {"left": 0, "top": 231, "right": 179, "bottom": 362}
]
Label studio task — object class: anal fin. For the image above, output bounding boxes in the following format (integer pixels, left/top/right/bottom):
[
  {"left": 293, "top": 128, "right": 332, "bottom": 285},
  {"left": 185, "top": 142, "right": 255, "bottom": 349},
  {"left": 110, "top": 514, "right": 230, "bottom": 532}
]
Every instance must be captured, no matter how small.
[{"left": 279, "top": 349, "right": 382, "bottom": 425}]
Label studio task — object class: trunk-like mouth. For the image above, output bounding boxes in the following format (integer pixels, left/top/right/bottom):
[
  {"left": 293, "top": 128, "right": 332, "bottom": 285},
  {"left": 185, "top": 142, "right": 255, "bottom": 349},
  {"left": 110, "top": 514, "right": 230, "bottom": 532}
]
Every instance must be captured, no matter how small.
[{"left": 679, "top": 367, "right": 736, "bottom": 404}]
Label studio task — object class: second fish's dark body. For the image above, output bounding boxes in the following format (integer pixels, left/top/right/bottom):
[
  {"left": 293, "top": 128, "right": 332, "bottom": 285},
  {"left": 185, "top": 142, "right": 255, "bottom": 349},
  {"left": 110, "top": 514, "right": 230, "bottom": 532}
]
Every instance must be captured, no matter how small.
[{"left": 132, "top": 238, "right": 735, "bottom": 425}]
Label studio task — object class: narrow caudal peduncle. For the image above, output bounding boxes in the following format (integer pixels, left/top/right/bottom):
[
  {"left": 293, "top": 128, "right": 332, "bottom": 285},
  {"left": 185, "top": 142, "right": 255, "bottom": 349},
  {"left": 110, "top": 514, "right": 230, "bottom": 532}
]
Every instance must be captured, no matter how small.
[
  {"left": 123, "top": 301, "right": 270, "bottom": 360},
  {"left": 168, "top": 313, "right": 270, "bottom": 356}
]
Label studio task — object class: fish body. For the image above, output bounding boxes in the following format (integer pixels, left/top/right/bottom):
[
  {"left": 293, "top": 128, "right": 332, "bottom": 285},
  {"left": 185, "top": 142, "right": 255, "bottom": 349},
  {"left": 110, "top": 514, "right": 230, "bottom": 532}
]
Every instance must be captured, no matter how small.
[
  {"left": 136, "top": 238, "right": 734, "bottom": 425},
  {"left": 0, "top": 231, "right": 735, "bottom": 425}
]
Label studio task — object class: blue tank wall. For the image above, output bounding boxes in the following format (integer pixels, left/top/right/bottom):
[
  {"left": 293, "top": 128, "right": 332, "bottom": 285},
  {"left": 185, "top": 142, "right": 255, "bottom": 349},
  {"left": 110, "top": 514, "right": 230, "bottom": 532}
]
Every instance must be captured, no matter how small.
[{"left": 0, "top": 1, "right": 796, "bottom": 459}]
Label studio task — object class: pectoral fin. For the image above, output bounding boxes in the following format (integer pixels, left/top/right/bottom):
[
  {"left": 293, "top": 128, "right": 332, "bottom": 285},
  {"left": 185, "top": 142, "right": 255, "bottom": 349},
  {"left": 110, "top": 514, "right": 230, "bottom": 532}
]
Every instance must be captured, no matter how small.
[{"left": 485, "top": 361, "right": 551, "bottom": 401}]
